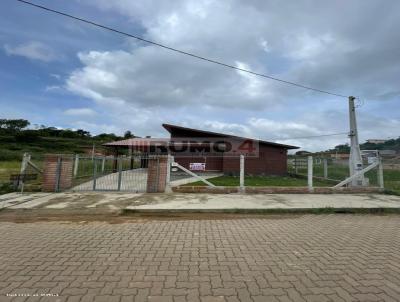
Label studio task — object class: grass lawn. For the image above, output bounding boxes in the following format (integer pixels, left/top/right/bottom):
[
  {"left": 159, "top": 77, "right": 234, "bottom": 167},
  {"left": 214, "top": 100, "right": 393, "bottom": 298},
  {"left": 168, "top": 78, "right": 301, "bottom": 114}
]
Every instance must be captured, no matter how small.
[
  {"left": 0, "top": 161, "right": 21, "bottom": 183},
  {"left": 186, "top": 175, "right": 336, "bottom": 187}
]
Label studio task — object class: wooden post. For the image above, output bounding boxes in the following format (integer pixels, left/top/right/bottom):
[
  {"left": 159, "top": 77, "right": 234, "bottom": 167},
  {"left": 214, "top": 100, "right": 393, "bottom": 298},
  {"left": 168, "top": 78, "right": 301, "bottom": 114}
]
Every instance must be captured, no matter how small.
[
  {"left": 308, "top": 156, "right": 313, "bottom": 192},
  {"left": 239, "top": 155, "right": 245, "bottom": 191},
  {"left": 378, "top": 157, "right": 384, "bottom": 189},
  {"left": 323, "top": 159, "right": 328, "bottom": 179}
]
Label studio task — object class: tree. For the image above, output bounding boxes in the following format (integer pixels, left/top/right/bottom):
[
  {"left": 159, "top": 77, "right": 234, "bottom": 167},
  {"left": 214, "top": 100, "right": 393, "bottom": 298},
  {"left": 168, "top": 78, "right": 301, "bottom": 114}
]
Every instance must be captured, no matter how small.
[
  {"left": 0, "top": 119, "right": 30, "bottom": 132},
  {"left": 76, "top": 129, "right": 91, "bottom": 137},
  {"left": 124, "top": 130, "right": 134, "bottom": 139}
]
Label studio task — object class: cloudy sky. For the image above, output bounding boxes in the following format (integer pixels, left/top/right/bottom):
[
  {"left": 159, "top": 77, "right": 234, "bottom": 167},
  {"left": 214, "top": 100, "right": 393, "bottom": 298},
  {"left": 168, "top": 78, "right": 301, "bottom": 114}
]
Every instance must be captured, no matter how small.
[{"left": 1, "top": 0, "right": 399, "bottom": 151}]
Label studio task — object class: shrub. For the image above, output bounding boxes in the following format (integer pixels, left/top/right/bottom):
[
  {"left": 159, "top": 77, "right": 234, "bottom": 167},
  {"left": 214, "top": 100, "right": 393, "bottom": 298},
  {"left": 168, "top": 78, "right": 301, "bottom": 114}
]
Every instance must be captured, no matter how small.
[{"left": 0, "top": 149, "right": 21, "bottom": 161}]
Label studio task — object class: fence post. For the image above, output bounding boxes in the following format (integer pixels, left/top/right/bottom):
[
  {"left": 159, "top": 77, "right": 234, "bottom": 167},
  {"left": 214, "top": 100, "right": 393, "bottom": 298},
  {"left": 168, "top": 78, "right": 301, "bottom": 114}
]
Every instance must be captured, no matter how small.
[
  {"left": 240, "top": 155, "right": 245, "bottom": 192},
  {"left": 92, "top": 159, "right": 97, "bottom": 191},
  {"left": 73, "top": 154, "right": 79, "bottom": 177},
  {"left": 323, "top": 159, "right": 328, "bottom": 179},
  {"left": 101, "top": 156, "right": 106, "bottom": 173},
  {"left": 378, "top": 157, "right": 384, "bottom": 189},
  {"left": 19, "top": 153, "right": 31, "bottom": 192},
  {"left": 55, "top": 156, "right": 62, "bottom": 192},
  {"left": 165, "top": 155, "right": 172, "bottom": 193},
  {"left": 308, "top": 156, "right": 313, "bottom": 192},
  {"left": 295, "top": 157, "right": 298, "bottom": 174},
  {"left": 117, "top": 158, "right": 122, "bottom": 191}
]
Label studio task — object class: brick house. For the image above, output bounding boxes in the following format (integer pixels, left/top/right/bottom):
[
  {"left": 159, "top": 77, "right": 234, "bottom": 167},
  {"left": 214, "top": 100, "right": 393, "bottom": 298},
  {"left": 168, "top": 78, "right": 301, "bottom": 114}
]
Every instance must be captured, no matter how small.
[{"left": 104, "top": 123, "right": 298, "bottom": 176}]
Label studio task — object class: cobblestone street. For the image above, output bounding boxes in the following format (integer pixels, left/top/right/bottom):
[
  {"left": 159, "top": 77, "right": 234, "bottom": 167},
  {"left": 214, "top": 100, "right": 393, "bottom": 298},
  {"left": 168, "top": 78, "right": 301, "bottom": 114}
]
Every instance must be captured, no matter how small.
[{"left": 0, "top": 215, "right": 399, "bottom": 301}]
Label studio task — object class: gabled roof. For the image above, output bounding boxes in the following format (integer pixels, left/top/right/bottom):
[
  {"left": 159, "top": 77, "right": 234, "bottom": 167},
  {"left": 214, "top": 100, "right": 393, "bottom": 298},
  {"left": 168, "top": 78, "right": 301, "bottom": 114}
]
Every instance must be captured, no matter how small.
[{"left": 162, "top": 123, "right": 299, "bottom": 149}]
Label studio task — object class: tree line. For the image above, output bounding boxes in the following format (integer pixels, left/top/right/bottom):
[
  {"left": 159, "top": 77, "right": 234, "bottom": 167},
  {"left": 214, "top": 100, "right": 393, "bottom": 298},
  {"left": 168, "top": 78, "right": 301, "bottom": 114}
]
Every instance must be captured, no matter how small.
[{"left": 0, "top": 119, "right": 136, "bottom": 141}]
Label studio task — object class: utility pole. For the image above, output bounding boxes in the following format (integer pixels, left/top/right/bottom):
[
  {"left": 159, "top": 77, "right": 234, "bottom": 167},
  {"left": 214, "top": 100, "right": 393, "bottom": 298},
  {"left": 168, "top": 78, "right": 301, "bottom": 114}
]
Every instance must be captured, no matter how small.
[{"left": 348, "top": 96, "right": 364, "bottom": 186}]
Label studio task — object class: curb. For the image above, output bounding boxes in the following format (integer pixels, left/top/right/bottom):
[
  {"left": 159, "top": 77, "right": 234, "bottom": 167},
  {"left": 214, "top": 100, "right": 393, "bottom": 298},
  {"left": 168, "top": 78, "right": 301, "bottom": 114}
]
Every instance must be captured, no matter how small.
[
  {"left": 172, "top": 186, "right": 384, "bottom": 194},
  {"left": 121, "top": 207, "right": 400, "bottom": 215}
]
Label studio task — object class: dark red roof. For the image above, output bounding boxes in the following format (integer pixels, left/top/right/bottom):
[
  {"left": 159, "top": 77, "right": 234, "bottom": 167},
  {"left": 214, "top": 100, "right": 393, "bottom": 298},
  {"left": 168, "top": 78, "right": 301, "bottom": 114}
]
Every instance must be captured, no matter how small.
[
  {"left": 162, "top": 123, "right": 299, "bottom": 149},
  {"left": 103, "top": 124, "right": 299, "bottom": 149}
]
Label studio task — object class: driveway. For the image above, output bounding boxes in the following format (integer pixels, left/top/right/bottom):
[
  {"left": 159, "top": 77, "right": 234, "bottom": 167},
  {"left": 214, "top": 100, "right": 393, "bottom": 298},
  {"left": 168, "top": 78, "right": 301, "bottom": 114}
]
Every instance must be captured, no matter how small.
[
  {"left": 0, "top": 215, "right": 399, "bottom": 301},
  {"left": 71, "top": 170, "right": 221, "bottom": 192},
  {"left": 72, "top": 169, "right": 148, "bottom": 192}
]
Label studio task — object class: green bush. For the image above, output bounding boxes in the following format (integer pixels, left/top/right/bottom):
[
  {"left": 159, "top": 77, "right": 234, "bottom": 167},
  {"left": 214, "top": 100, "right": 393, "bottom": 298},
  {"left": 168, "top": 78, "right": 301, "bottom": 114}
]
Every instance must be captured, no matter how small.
[
  {"left": 0, "top": 183, "right": 14, "bottom": 195},
  {"left": 0, "top": 149, "right": 21, "bottom": 161}
]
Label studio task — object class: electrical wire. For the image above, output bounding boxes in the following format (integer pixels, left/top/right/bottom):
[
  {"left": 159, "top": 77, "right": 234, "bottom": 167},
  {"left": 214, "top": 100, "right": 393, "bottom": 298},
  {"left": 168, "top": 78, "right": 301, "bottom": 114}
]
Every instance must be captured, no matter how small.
[
  {"left": 15, "top": 0, "right": 349, "bottom": 98},
  {"left": 269, "top": 132, "right": 348, "bottom": 141}
]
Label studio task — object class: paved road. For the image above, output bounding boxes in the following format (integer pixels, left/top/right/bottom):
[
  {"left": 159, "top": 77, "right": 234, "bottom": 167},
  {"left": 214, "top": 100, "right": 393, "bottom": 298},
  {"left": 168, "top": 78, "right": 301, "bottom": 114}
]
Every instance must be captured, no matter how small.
[{"left": 1, "top": 216, "right": 400, "bottom": 301}]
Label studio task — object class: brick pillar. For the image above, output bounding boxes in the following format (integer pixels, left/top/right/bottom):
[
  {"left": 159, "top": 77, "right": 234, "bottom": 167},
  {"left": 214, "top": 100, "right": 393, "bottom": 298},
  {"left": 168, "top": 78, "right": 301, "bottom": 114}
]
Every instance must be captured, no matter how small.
[
  {"left": 42, "top": 155, "right": 73, "bottom": 192},
  {"left": 146, "top": 155, "right": 168, "bottom": 193}
]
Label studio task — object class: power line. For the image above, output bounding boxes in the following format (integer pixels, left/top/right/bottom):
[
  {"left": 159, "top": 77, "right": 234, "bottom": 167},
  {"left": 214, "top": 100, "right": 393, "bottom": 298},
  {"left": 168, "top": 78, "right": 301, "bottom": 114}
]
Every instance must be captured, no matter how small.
[
  {"left": 270, "top": 132, "right": 348, "bottom": 141},
  {"left": 15, "top": 0, "right": 349, "bottom": 98}
]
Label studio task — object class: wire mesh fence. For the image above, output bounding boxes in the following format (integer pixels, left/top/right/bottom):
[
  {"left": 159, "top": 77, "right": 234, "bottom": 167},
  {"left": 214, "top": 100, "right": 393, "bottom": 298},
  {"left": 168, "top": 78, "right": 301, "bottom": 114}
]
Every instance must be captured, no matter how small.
[{"left": 72, "top": 154, "right": 150, "bottom": 192}]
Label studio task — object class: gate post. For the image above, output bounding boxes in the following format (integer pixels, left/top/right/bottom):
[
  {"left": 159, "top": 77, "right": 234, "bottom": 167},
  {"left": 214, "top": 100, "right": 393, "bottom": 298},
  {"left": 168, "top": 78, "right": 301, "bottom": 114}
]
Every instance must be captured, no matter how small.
[
  {"left": 147, "top": 155, "right": 168, "bottom": 193},
  {"left": 42, "top": 155, "right": 73, "bottom": 192}
]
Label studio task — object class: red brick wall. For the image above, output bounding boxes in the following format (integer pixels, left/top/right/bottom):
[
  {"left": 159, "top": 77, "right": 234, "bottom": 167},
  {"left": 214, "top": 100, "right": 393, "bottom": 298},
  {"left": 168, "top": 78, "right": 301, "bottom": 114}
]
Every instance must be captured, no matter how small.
[
  {"left": 146, "top": 156, "right": 168, "bottom": 193},
  {"left": 42, "top": 155, "right": 73, "bottom": 192},
  {"left": 174, "top": 156, "right": 223, "bottom": 171},
  {"left": 223, "top": 145, "right": 288, "bottom": 176}
]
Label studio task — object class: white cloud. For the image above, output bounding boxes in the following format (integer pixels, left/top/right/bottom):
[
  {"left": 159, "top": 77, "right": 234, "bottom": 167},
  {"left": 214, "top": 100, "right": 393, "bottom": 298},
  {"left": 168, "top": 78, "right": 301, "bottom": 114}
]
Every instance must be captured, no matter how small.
[
  {"left": 45, "top": 85, "right": 61, "bottom": 92},
  {"left": 4, "top": 41, "right": 58, "bottom": 62},
  {"left": 64, "top": 108, "right": 97, "bottom": 116},
  {"left": 61, "top": 0, "right": 400, "bottom": 151}
]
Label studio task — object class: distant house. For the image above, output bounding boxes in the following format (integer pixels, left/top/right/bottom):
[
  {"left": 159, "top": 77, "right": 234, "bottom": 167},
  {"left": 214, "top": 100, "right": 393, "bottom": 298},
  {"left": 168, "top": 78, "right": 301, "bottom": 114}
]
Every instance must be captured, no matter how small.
[
  {"left": 366, "top": 139, "right": 388, "bottom": 144},
  {"left": 295, "top": 150, "right": 312, "bottom": 156},
  {"left": 104, "top": 123, "right": 299, "bottom": 176},
  {"left": 329, "top": 153, "right": 350, "bottom": 159}
]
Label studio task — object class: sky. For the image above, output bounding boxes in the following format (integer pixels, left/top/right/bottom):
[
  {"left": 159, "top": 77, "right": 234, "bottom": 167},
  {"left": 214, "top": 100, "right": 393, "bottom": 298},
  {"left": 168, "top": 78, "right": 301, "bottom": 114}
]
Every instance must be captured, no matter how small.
[{"left": 1, "top": 0, "right": 399, "bottom": 152}]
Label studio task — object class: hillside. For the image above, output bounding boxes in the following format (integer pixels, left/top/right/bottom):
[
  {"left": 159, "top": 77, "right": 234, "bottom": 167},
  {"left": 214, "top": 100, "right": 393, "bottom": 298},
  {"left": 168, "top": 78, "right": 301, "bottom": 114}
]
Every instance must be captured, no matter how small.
[
  {"left": 323, "top": 137, "right": 400, "bottom": 155},
  {"left": 0, "top": 119, "right": 133, "bottom": 162}
]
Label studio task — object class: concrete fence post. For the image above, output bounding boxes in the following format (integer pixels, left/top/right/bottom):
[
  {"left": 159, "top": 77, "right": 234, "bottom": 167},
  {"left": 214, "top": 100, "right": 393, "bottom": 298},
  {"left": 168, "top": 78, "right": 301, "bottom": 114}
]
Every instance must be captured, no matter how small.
[
  {"left": 165, "top": 155, "right": 172, "bottom": 193},
  {"left": 73, "top": 154, "right": 79, "bottom": 177},
  {"left": 101, "top": 156, "right": 106, "bottom": 173},
  {"left": 239, "top": 155, "right": 245, "bottom": 192},
  {"left": 19, "top": 153, "right": 31, "bottom": 192},
  {"left": 308, "top": 156, "right": 313, "bottom": 192},
  {"left": 323, "top": 159, "right": 328, "bottom": 179},
  {"left": 92, "top": 158, "right": 97, "bottom": 191},
  {"left": 378, "top": 157, "right": 384, "bottom": 189},
  {"left": 20, "top": 152, "right": 30, "bottom": 174},
  {"left": 117, "top": 158, "right": 123, "bottom": 191}
]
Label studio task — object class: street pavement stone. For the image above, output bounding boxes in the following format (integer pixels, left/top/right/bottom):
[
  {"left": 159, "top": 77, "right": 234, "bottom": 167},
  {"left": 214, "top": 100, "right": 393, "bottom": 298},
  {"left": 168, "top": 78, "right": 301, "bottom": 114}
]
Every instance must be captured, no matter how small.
[{"left": 0, "top": 215, "right": 399, "bottom": 301}]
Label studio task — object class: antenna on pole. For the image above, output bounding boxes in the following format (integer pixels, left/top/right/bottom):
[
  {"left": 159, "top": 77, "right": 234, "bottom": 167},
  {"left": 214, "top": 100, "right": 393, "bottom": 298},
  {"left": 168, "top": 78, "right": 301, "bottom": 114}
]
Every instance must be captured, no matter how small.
[{"left": 348, "top": 96, "right": 364, "bottom": 186}]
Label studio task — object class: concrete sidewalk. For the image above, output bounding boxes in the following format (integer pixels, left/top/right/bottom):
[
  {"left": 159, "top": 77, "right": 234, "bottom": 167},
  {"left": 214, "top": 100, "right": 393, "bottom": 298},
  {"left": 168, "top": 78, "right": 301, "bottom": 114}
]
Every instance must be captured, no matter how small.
[
  {"left": 2, "top": 192, "right": 400, "bottom": 212},
  {"left": 125, "top": 193, "right": 400, "bottom": 212}
]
